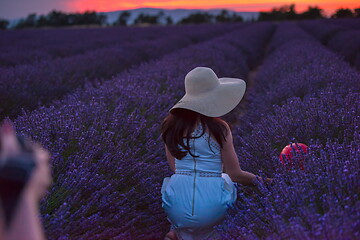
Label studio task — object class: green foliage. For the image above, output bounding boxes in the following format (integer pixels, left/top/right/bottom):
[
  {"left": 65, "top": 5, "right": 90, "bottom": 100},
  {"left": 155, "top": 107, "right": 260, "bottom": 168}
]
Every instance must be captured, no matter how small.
[{"left": 43, "top": 186, "right": 69, "bottom": 215}]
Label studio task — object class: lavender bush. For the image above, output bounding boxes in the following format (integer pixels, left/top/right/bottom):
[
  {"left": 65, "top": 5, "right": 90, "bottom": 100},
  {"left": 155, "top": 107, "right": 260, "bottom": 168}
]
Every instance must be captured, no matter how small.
[
  {"left": 297, "top": 19, "right": 348, "bottom": 44},
  {"left": 221, "top": 22, "right": 274, "bottom": 69},
  {"left": 243, "top": 39, "right": 359, "bottom": 127},
  {"left": 0, "top": 25, "right": 239, "bottom": 67},
  {"left": 216, "top": 21, "right": 360, "bottom": 239},
  {"left": 0, "top": 27, "right": 158, "bottom": 67},
  {"left": 13, "top": 22, "right": 274, "bottom": 239},
  {"left": 266, "top": 21, "right": 315, "bottom": 54},
  {"left": 321, "top": 18, "right": 360, "bottom": 30},
  {"left": 6, "top": 19, "right": 358, "bottom": 239},
  {"left": 297, "top": 19, "right": 360, "bottom": 70},
  {"left": 327, "top": 30, "right": 360, "bottom": 69},
  {"left": 356, "top": 52, "right": 360, "bottom": 72},
  {"left": 0, "top": 23, "right": 241, "bottom": 119}
]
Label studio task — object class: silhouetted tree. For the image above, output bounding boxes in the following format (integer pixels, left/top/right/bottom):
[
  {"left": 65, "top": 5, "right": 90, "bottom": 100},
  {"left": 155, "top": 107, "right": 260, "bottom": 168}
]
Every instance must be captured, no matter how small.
[
  {"left": 134, "top": 13, "right": 159, "bottom": 25},
  {"left": 132, "top": 11, "right": 173, "bottom": 25},
  {"left": 283, "top": 4, "right": 298, "bottom": 20},
  {"left": 46, "top": 10, "right": 68, "bottom": 26},
  {"left": 15, "top": 10, "right": 106, "bottom": 28},
  {"left": 157, "top": 11, "right": 174, "bottom": 25},
  {"left": 115, "top": 11, "right": 131, "bottom": 26},
  {"left": 216, "top": 10, "right": 232, "bottom": 23},
  {"left": 249, "top": 16, "right": 256, "bottom": 22},
  {"left": 36, "top": 15, "right": 48, "bottom": 27},
  {"left": 0, "top": 18, "right": 9, "bottom": 29},
  {"left": 71, "top": 11, "right": 106, "bottom": 25},
  {"left": 258, "top": 4, "right": 298, "bottom": 21},
  {"left": 331, "top": 8, "right": 354, "bottom": 18},
  {"left": 256, "top": 4, "right": 360, "bottom": 21},
  {"left": 231, "top": 13, "right": 244, "bottom": 22},
  {"left": 14, "top": 13, "right": 37, "bottom": 28},
  {"left": 354, "top": 8, "right": 360, "bottom": 18},
  {"left": 178, "top": 12, "right": 214, "bottom": 24},
  {"left": 20, "top": 10, "right": 107, "bottom": 28},
  {"left": 299, "top": 6, "right": 324, "bottom": 19},
  {"left": 165, "top": 16, "right": 173, "bottom": 25},
  {"left": 157, "top": 11, "right": 165, "bottom": 19},
  {"left": 215, "top": 10, "right": 243, "bottom": 23}
]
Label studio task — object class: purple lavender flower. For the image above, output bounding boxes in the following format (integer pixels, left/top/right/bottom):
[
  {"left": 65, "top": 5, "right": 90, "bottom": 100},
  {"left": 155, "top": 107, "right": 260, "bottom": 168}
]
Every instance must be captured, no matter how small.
[{"left": 13, "top": 22, "right": 274, "bottom": 239}]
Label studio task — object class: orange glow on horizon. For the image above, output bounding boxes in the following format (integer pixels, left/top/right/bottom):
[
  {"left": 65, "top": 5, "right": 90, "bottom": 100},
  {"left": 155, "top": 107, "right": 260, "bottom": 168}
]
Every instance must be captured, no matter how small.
[{"left": 66, "top": 0, "right": 360, "bottom": 16}]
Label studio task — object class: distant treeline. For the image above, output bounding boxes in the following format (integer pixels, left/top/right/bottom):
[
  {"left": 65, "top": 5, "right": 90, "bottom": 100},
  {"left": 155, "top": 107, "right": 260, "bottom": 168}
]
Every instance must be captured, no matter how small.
[
  {"left": 0, "top": 10, "right": 106, "bottom": 29},
  {"left": 128, "top": 10, "right": 244, "bottom": 26},
  {"left": 0, "top": 4, "right": 359, "bottom": 29},
  {"left": 258, "top": 4, "right": 360, "bottom": 21}
]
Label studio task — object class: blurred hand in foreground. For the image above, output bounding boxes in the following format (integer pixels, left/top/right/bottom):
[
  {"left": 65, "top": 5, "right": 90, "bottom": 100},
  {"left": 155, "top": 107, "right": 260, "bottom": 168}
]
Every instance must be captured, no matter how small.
[{"left": 0, "top": 119, "right": 51, "bottom": 240}]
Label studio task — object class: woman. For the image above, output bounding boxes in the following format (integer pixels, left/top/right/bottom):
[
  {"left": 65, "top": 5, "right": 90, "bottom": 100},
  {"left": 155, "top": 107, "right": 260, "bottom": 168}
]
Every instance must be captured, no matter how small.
[{"left": 161, "top": 67, "right": 266, "bottom": 240}]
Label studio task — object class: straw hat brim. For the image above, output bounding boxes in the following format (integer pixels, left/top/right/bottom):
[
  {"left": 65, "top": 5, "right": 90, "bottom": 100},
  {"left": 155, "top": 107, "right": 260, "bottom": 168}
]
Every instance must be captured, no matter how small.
[{"left": 170, "top": 77, "right": 246, "bottom": 117}]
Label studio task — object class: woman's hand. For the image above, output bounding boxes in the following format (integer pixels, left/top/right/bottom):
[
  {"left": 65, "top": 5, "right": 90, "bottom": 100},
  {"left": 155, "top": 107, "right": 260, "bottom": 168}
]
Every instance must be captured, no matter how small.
[
  {"left": 0, "top": 119, "right": 51, "bottom": 240},
  {"left": 255, "top": 176, "right": 274, "bottom": 186},
  {"left": 0, "top": 120, "right": 52, "bottom": 202},
  {"left": 23, "top": 142, "right": 52, "bottom": 202}
]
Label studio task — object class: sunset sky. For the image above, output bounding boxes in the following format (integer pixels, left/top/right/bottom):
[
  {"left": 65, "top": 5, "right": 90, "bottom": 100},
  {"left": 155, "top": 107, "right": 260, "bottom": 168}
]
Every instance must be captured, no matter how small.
[{"left": 0, "top": 0, "right": 359, "bottom": 19}]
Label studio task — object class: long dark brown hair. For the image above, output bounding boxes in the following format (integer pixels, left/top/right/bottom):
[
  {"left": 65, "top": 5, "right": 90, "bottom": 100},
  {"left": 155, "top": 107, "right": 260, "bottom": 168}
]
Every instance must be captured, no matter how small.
[{"left": 161, "top": 108, "right": 229, "bottom": 160}]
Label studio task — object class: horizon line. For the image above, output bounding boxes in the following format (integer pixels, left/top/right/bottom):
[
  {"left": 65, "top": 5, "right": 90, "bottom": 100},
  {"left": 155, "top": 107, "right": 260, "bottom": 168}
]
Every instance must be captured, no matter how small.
[{"left": 3, "top": 5, "right": 347, "bottom": 20}]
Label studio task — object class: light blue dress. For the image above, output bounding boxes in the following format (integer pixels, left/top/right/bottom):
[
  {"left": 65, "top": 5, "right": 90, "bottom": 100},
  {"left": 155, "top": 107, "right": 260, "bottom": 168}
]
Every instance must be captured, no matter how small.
[{"left": 161, "top": 124, "right": 237, "bottom": 240}]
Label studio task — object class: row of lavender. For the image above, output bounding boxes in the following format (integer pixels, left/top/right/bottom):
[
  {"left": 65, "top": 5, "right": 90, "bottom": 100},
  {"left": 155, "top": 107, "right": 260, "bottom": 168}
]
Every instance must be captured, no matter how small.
[
  {"left": 217, "top": 22, "right": 360, "bottom": 239},
  {"left": 319, "top": 18, "right": 360, "bottom": 30},
  {"left": 1, "top": 24, "right": 244, "bottom": 67},
  {"left": 297, "top": 19, "right": 360, "bottom": 71},
  {"left": 0, "top": 23, "right": 241, "bottom": 119},
  {"left": 0, "top": 26, "right": 174, "bottom": 67},
  {"left": 13, "top": 22, "right": 275, "bottom": 239}
]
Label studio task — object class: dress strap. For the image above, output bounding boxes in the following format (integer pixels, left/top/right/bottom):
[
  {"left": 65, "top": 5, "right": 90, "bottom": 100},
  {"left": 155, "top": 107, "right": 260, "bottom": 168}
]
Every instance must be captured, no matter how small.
[{"left": 191, "top": 124, "right": 220, "bottom": 151}]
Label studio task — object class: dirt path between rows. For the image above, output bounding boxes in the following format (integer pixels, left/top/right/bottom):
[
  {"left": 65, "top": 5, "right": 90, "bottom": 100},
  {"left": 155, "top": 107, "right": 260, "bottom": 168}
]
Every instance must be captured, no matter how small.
[
  {"left": 225, "top": 63, "right": 262, "bottom": 127},
  {"left": 225, "top": 38, "right": 273, "bottom": 128}
]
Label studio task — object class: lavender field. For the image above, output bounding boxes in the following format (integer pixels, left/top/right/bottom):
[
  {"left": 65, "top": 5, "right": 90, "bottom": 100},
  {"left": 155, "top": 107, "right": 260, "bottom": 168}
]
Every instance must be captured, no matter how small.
[{"left": 2, "top": 19, "right": 359, "bottom": 239}]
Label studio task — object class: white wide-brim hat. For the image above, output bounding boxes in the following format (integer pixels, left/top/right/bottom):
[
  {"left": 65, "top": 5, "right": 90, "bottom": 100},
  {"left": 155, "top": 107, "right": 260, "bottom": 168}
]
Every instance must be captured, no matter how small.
[{"left": 170, "top": 67, "right": 246, "bottom": 117}]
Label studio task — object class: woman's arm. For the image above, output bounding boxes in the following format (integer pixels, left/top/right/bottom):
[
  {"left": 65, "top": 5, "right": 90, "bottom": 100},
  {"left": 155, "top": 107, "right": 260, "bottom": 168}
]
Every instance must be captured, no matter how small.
[
  {"left": 0, "top": 121, "right": 51, "bottom": 240},
  {"left": 221, "top": 124, "right": 265, "bottom": 186},
  {"left": 5, "top": 193, "right": 46, "bottom": 240},
  {"left": 165, "top": 144, "right": 176, "bottom": 172}
]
